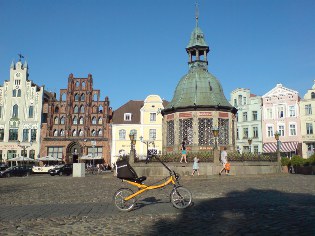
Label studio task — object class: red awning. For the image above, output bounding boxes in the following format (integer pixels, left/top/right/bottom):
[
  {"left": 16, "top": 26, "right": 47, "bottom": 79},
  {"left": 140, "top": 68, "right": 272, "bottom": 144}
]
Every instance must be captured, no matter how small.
[{"left": 263, "top": 142, "right": 299, "bottom": 153}]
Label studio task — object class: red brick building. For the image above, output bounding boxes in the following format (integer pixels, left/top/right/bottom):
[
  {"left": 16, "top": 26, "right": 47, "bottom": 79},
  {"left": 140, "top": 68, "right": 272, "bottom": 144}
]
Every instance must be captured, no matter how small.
[{"left": 40, "top": 74, "right": 112, "bottom": 164}]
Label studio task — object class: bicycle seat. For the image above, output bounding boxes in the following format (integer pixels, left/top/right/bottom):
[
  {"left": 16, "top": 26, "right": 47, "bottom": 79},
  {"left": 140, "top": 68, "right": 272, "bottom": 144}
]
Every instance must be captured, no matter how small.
[{"left": 124, "top": 176, "right": 146, "bottom": 183}]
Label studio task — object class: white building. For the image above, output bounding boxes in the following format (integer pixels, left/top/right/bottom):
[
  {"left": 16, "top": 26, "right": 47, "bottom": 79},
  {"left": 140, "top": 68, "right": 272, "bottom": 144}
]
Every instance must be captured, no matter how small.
[
  {"left": 230, "top": 88, "right": 263, "bottom": 153},
  {"left": 300, "top": 80, "right": 315, "bottom": 158},
  {"left": 0, "top": 59, "right": 44, "bottom": 163}
]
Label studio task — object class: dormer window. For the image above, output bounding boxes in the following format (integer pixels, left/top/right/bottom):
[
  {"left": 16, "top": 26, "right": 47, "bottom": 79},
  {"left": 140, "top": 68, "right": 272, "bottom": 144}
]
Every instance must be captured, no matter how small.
[{"left": 124, "top": 113, "right": 132, "bottom": 121}]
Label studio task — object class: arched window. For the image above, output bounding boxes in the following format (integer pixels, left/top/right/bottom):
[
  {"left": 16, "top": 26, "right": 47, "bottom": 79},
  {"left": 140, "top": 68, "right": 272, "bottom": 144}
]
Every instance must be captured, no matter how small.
[
  {"left": 62, "top": 93, "right": 66, "bottom": 101},
  {"left": 92, "top": 116, "right": 97, "bottom": 124},
  {"left": 74, "top": 106, "right": 78, "bottom": 113},
  {"left": 79, "top": 129, "right": 84, "bottom": 136},
  {"left": 93, "top": 94, "right": 97, "bottom": 101},
  {"left": 312, "top": 92, "right": 315, "bottom": 99},
  {"left": 72, "top": 129, "right": 77, "bottom": 136},
  {"left": 79, "top": 117, "right": 84, "bottom": 124},
  {"left": 98, "top": 117, "right": 102, "bottom": 124},
  {"left": 80, "top": 105, "right": 84, "bottom": 113},
  {"left": 91, "top": 129, "right": 96, "bottom": 136},
  {"left": 60, "top": 116, "right": 65, "bottom": 124},
  {"left": 99, "top": 105, "right": 103, "bottom": 113},
  {"left": 93, "top": 105, "right": 98, "bottom": 113},
  {"left": 55, "top": 106, "right": 59, "bottom": 113},
  {"left": 53, "top": 130, "right": 58, "bottom": 136},
  {"left": 74, "top": 93, "right": 79, "bottom": 101},
  {"left": 82, "top": 82, "right": 86, "bottom": 88},
  {"left": 54, "top": 116, "right": 59, "bottom": 124},
  {"left": 29, "top": 106, "right": 34, "bottom": 118},
  {"left": 13, "top": 90, "right": 16, "bottom": 97},
  {"left": 119, "top": 129, "right": 126, "bottom": 140},
  {"left": 76, "top": 81, "right": 80, "bottom": 87},
  {"left": 12, "top": 104, "right": 18, "bottom": 118},
  {"left": 60, "top": 129, "right": 65, "bottom": 136},
  {"left": 81, "top": 93, "right": 85, "bottom": 101},
  {"left": 98, "top": 129, "right": 102, "bottom": 136},
  {"left": 73, "top": 116, "right": 78, "bottom": 125},
  {"left": 17, "top": 89, "right": 21, "bottom": 97}
]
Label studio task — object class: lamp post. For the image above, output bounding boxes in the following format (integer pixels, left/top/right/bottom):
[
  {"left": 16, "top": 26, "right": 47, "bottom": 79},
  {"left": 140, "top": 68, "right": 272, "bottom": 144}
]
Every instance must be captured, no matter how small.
[
  {"left": 91, "top": 140, "right": 96, "bottom": 167},
  {"left": 129, "top": 132, "right": 136, "bottom": 163},
  {"left": 248, "top": 138, "right": 252, "bottom": 153},
  {"left": 212, "top": 127, "right": 219, "bottom": 150},
  {"left": 274, "top": 131, "right": 281, "bottom": 162},
  {"left": 17, "top": 140, "right": 33, "bottom": 164},
  {"left": 139, "top": 136, "right": 155, "bottom": 159}
]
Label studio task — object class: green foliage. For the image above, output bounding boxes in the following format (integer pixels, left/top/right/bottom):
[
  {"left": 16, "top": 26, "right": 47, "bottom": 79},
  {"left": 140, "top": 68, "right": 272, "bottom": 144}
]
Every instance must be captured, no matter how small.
[
  {"left": 228, "top": 152, "right": 277, "bottom": 162},
  {"left": 281, "top": 157, "right": 291, "bottom": 166},
  {"left": 290, "top": 155, "right": 304, "bottom": 167}
]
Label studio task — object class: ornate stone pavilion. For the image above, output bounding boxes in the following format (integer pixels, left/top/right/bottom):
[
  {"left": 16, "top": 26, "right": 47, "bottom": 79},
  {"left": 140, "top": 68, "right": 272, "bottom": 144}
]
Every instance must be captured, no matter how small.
[{"left": 161, "top": 16, "right": 237, "bottom": 154}]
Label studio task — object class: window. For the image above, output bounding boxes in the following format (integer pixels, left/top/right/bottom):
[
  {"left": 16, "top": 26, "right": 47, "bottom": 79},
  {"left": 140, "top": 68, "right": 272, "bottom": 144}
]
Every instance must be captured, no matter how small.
[
  {"left": 0, "top": 106, "right": 2, "bottom": 118},
  {"left": 74, "top": 106, "right": 78, "bottom": 113},
  {"left": 81, "top": 93, "right": 85, "bottom": 101},
  {"left": 54, "top": 117, "right": 59, "bottom": 124},
  {"left": 62, "top": 93, "right": 66, "bottom": 101},
  {"left": 79, "top": 117, "right": 84, "bottom": 124},
  {"left": 9, "top": 129, "right": 18, "bottom": 141},
  {"left": 267, "top": 108, "right": 272, "bottom": 119},
  {"left": 253, "top": 146, "right": 258, "bottom": 153},
  {"left": 60, "top": 129, "right": 65, "bottom": 136},
  {"left": 82, "top": 82, "right": 86, "bottom": 88},
  {"left": 252, "top": 111, "right": 258, "bottom": 121},
  {"left": 119, "top": 129, "right": 126, "bottom": 140},
  {"left": 290, "top": 124, "right": 296, "bottom": 136},
  {"left": 278, "top": 106, "right": 285, "bottom": 118},
  {"left": 306, "top": 123, "right": 313, "bottom": 135},
  {"left": 149, "top": 129, "right": 156, "bottom": 140},
  {"left": 73, "top": 116, "right": 77, "bottom": 125},
  {"left": 23, "top": 129, "right": 29, "bottom": 141},
  {"left": 243, "top": 97, "right": 247, "bottom": 105},
  {"left": 91, "top": 129, "right": 96, "bottom": 136},
  {"left": 289, "top": 106, "right": 296, "bottom": 117},
  {"left": 60, "top": 116, "right": 65, "bottom": 124},
  {"left": 236, "top": 128, "right": 239, "bottom": 140},
  {"left": 79, "top": 130, "right": 84, "bottom": 136},
  {"left": 253, "top": 127, "right": 258, "bottom": 138},
  {"left": 267, "top": 126, "right": 273, "bottom": 137},
  {"left": 234, "top": 99, "right": 237, "bottom": 107},
  {"left": 243, "top": 112, "right": 247, "bottom": 122},
  {"left": 72, "top": 130, "right": 77, "bottom": 136},
  {"left": 75, "top": 93, "right": 79, "bottom": 101},
  {"left": 31, "top": 129, "right": 36, "bottom": 140},
  {"left": 98, "top": 129, "right": 102, "bottom": 136},
  {"left": 29, "top": 150, "right": 35, "bottom": 159},
  {"left": 0, "top": 129, "right": 4, "bottom": 141},
  {"left": 12, "top": 104, "right": 18, "bottom": 118},
  {"left": 93, "top": 94, "right": 97, "bottom": 101},
  {"left": 55, "top": 106, "right": 59, "bottom": 113},
  {"left": 80, "top": 105, "right": 84, "bottom": 113},
  {"left": 238, "top": 95, "right": 242, "bottom": 105},
  {"left": 124, "top": 113, "right": 131, "bottom": 121},
  {"left": 53, "top": 130, "right": 58, "bottom": 136},
  {"left": 243, "top": 128, "right": 248, "bottom": 139},
  {"left": 98, "top": 117, "right": 102, "bottom": 124},
  {"left": 17, "top": 89, "right": 21, "bottom": 97},
  {"left": 92, "top": 117, "right": 97, "bottom": 124},
  {"left": 130, "top": 129, "right": 137, "bottom": 140},
  {"left": 7, "top": 150, "right": 17, "bottom": 160},
  {"left": 29, "top": 106, "right": 34, "bottom": 118},
  {"left": 305, "top": 104, "right": 312, "bottom": 115},
  {"left": 312, "top": 92, "right": 315, "bottom": 99},
  {"left": 87, "top": 147, "right": 102, "bottom": 156},
  {"left": 278, "top": 125, "right": 285, "bottom": 136},
  {"left": 13, "top": 90, "right": 16, "bottom": 97},
  {"left": 48, "top": 147, "right": 63, "bottom": 158},
  {"left": 150, "top": 113, "right": 156, "bottom": 122}
]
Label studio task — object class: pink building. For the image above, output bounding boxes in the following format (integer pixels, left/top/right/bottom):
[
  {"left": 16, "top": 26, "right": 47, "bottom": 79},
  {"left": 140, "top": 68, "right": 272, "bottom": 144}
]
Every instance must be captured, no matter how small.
[{"left": 262, "top": 84, "right": 301, "bottom": 156}]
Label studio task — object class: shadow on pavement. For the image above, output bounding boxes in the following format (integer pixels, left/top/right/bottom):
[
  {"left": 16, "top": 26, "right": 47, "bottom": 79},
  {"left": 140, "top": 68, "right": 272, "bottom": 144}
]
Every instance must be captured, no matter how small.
[{"left": 147, "top": 188, "right": 315, "bottom": 235}]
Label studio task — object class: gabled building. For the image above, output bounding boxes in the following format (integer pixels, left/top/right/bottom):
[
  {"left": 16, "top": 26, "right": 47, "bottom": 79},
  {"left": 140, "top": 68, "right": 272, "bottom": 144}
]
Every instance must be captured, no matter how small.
[
  {"left": 111, "top": 95, "right": 167, "bottom": 165},
  {"left": 262, "top": 83, "right": 301, "bottom": 156},
  {"left": 230, "top": 88, "right": 263, "bottom": 153},
  {"left": 40, "top": 74, "right": 113, "bottom": 164},
  {"left": 0, "top": 59, "right": 45, "bottom": 162},
  {"left": 300, "top": 80, "right": 315, "bottom": 158}
]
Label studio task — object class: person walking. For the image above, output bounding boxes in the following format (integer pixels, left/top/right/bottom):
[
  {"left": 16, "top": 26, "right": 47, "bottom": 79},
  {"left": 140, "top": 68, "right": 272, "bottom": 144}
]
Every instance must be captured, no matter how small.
[
  {"left": 180, "top": 140, "right": 187, "bottom": 163},
  {"left": 191, "top": 157, "right": 200, "bottom": 176},
  {"left": 219, "top": 147, "right": 228, "bottom": 175}
]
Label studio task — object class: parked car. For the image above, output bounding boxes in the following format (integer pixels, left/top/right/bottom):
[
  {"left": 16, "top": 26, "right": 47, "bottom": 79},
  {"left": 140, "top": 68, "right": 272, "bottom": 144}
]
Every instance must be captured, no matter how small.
[
  {"left": 48, "top": 164, "right": 73, "bottom": 176},
  {"left": 0, "top": 164, "right": 9, "bottom": 171},
  {"left": 0, "top": 166, "right": 32, "bottom": 178}
]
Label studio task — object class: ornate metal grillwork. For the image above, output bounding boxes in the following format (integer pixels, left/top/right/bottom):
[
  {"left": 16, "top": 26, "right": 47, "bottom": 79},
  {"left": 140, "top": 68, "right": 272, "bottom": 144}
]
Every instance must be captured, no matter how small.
[
  {"left": 218, "top": 118, "right": 229, "bottom": 145},
  {"left": 179, "top": 118, "right": 193, "bottom": 145},
  {"left": 166, "top": 120, "right": 174, "bottom": 146},
  {"left": 198, "top": 118, "right": 214, "bottom": 145}
]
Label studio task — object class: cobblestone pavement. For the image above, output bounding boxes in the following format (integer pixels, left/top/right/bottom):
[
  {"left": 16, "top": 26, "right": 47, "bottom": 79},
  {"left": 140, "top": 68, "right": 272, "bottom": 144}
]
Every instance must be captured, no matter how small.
[{"left": 0, "top": 173, "right": 314, "bottom": 235}]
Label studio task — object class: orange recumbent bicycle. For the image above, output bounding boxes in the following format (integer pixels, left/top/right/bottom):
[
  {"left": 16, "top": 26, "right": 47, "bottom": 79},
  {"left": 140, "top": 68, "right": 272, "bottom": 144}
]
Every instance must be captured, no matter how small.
[{"left": 114, "top": 156, "right": 192, "bottom": 211}]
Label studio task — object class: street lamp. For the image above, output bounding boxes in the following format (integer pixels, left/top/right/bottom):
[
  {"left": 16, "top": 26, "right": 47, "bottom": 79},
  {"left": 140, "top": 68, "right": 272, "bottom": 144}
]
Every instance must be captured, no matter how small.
[
  {"left": 247, "top": 138, "right": 252, "bottom": 153},
  {"left": 212, "top": 126, "right": 219, "bottom": 149},
  {"left": 91, "top": 140, "right": 96, "bottom": 167},
  {"left": 17, "top": 140, "right": 33, "bottom": 164},
  {"left": 139, "top": 136, "right": 155, "bottom": 159},
  {"left": 129, "top": 133, "right": 136, "bottom": 152},
  {"left": 274, "top": 131, "right": 281, "bottom": 162}
]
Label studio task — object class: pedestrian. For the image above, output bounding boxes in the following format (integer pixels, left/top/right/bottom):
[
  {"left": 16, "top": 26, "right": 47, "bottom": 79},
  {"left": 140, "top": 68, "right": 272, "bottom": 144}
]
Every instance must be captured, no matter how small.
[
  {"left": 191, "top": 157, "right": 200, "bottom": 176},
  {"left": 180, "top": 140, "right": 187, "bottom": 163},
  {"left": 219, "top": 147, "right": 228, "bottom": 175}
]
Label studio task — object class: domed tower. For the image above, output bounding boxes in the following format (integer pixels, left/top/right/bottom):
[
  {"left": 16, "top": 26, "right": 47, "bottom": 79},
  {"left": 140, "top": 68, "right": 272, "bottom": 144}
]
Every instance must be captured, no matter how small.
[{"left": 162, "top": 9, "right": 237, "bottom": 154}]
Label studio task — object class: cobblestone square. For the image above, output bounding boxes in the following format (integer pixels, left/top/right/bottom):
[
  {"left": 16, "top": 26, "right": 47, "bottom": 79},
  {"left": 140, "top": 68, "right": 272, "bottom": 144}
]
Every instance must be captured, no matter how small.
[{"left": 0, "top": 173, "right": 314, "bottom": 235}]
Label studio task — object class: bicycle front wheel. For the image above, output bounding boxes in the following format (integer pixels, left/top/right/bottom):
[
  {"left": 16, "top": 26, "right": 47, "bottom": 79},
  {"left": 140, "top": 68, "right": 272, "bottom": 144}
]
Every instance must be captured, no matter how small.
[
  {"left": 170, "top": 186, "right": 192, "bottom": 209},
  {"left": 114, "top": 188, "right": 136, "bottom": 211}
]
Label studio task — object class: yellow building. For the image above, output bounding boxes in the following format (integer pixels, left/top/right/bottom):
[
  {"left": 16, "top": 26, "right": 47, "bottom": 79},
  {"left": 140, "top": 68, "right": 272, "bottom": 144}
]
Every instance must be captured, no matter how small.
[{"left": 111, "top": 95, "right": 168, "bottom": 165}]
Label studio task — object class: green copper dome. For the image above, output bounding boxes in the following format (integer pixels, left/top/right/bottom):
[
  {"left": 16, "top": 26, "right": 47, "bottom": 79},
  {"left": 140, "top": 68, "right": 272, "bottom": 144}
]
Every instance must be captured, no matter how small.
[{"left": 163, "top": 24, "right": 235, "bottom": 114}]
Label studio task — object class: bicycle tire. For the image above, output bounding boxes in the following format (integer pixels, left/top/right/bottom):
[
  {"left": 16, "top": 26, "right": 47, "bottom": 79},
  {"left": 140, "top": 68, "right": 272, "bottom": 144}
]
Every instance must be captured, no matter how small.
[
  {"left": 170, "top": 186, "right": 192, "bottom": 209},
  {"left": 114, "top": 188, "right": 136, "bottom": 211}
]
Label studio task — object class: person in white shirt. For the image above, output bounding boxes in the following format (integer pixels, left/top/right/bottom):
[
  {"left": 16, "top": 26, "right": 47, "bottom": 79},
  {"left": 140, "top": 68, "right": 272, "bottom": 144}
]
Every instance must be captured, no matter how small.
[{"left": 219, "top": 147, "right": 228, "bottom": 175}]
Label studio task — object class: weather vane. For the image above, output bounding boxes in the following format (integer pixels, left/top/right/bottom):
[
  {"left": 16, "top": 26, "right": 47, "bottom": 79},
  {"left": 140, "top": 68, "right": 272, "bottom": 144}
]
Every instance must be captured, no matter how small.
[{"left": 18, "top": 53, "right": 24, "bottom": 62}]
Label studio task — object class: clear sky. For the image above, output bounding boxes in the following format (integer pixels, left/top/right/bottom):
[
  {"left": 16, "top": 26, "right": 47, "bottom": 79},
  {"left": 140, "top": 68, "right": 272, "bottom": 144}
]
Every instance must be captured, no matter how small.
[{"left": 0, "top": 0, "right": 314, "bottom": 110}]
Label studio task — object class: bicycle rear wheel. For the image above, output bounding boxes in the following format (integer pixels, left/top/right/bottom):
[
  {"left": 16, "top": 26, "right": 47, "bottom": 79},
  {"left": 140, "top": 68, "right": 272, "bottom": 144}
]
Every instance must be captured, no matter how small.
[
  {"left": 114, "top": 188, "right": 136, "bottom": 211},
  {"left": 170, "top": 186, "right": 192, "bottom": 209}
]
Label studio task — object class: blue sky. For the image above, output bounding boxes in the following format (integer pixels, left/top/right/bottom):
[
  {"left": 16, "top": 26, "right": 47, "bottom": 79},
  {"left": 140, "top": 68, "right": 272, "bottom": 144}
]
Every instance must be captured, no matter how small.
[{"left": 0, "top": 0, "right": 314, "bottom": 109}]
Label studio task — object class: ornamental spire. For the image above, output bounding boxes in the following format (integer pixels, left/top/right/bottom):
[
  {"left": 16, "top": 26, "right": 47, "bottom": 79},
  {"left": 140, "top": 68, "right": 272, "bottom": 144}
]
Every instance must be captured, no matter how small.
[{"left": 195, "top": 1, "right": 199, "bottom": 27}]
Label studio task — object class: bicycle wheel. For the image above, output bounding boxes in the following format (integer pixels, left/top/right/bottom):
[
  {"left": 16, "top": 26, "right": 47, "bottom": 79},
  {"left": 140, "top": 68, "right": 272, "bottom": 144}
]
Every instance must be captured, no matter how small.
[
  {"left": 114, "top": 188, "right": 136, "bottom": 211},
  {"left": 170, "top": 186, "right": 192, "bottom": 209}
]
